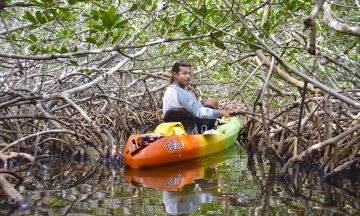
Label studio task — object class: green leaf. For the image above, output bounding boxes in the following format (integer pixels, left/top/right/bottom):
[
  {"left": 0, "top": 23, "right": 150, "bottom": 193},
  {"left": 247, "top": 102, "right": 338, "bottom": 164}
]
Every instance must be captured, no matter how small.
[
  {"left": 286, "top": 0, "right": 296, "bottom": 11},
  {"left": 163, "top": 18, "right": 172, "bottom": 27},
  {"left": 174, "top": 14, "right": 183, "bottom": 27},
  {"left": 183, "top": 28, "right": 191, "bottom": 36},
  {"left": 114, "top": 18, "right": 129, "bottom": 28},
  {"left": 190, "top": 25, "right": 198, "bottom": 35},
  {"left": 90, "top": 9, "right": 100, "bottom": 20},
  {"left": 24, "top": 11, "right": 37, "bottom": 24},
  {"left": 249, "top": 44, "right": 258, "bottom": 51},
  {"left": 205, "top": 7, "right": 215, "bottom": 18},
  {"left": 22, "top": 38, "right": 33, "bottom": 43},
  {"left": 263, "top": 22, "right": 272, "bottom": 33},
  {"left": 29, "top": 44, "right": 38, "bottom": 52},
  {"left": 68, "top": 0, "right": 78, "bottom": 5},
  {"left": 41, "top": 45, "right": 52, "bottom": 53},
  {"left": 212, "top": 31, "right": 224, "bottom": 38},
  {"left": 51, "top": 47, "right": 60, "bottom": 53},
  {"left": 112, "top": 14, "right": 121, "bottom": 25},
  {"left": 11, "top": 32, "right": 17, "bottom": 41},
  {"left": 140, "top": 28, "right": 148, "bottom": 36},
  {"left": 188, "top": 20, "right": 198, "bottom": 35},
  {"left": 35, "top": 11, "right": 47, "bottom": 24},
  {"left": 111, "top": 30, "right": 122, "bottom": 44},
  {"left": 236, "top": 27, "right": 246, "bottom": 37},
  {"left": 91, "top": 24, "right": 104, "bottom": 31},
  {"left": 29, "top": 34, "right": 37, "bottom": 43},
  {"left": 85, "top": 37, "right": 98, "bottom": 44},
  {"left": 69, "top": 59, "right": 78, "bottom": 65},
  {"left": 43, "top": 0, "right": 54, "bottom": 4},
  {"left": 107, "top": 5, "right": 116, "bottom": 17},
  {"left": 129, "top": 3, "right": 140, "bottom": 12},
  {"left": 29, "top": 0, "right": 45, "bottom": 6},
  {"left": 43, "top": 11, "right": 55, "bottom": 22},
  {"left": 101, "top": 14, "right": 112, "bottom": 29},
  {"left": 58, "top": 29, "right": 66, "bottom": 38},
  {"left": 60, "top": 45, "right": 68, "bottom": 53},
  {"left": 81, "top": 68, "right": 94, "bottom": 75},
  {"left": 97, "top": 41, "right": 104, "bottom": 46},
  {"left": 141, "top": 1, "right": 153, "bottom": 12},
  {"left": 211, "top": 39, "right": 226, "bottom": 50},
  {"left": 151, "top": 0, "right": 157, "bottom": 11},
  {"left": 200, "top": 4, "right": 207, "bottom": 17}
]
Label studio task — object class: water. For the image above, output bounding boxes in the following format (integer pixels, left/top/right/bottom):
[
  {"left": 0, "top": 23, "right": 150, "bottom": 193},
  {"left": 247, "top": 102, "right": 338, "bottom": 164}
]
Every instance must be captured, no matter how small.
[{"left": 1, "top": 145, "right": 359, "bottom": 215}]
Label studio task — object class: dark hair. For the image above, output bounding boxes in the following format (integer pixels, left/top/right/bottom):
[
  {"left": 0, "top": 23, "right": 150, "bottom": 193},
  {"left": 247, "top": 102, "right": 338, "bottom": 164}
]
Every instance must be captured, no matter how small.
[{"left": 170, "top": 60, "right": 192, "bottom": 83}]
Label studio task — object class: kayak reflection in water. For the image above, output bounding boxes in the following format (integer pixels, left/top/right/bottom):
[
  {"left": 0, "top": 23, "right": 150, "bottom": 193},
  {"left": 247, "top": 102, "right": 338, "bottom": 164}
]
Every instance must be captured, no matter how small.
[{"left": 124, "top": 147, "right": 241, "bottom": 215}]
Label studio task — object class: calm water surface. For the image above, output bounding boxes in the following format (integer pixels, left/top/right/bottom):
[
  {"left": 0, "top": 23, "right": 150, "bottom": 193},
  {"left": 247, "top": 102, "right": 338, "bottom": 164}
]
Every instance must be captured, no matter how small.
[{"left": 1, "top": 145, "right": 359, "bottom": 215}]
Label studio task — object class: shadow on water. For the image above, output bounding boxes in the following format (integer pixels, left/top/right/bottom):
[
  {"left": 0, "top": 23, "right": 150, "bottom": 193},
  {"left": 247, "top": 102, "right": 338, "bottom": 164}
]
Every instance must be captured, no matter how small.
[{"left": 1, "top": 144, "right": 359, "bottom": 215}]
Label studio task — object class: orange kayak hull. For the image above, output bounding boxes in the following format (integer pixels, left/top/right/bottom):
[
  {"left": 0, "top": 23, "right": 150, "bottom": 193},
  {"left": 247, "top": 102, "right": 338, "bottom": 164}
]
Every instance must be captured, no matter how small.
[{"left": 123, "top": 117, "right": 241, "bottom": 168}]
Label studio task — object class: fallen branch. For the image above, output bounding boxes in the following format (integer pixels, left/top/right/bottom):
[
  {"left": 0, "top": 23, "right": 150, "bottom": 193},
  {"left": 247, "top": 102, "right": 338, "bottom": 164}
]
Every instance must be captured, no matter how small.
[
  {"left": 280, "top": 124, "right": 360, "bottom": 176},
  {"left": 0, "top": 175, "right": 31, "bottom": 208},
  {"left": 323, "top": 2, "right": 360, "bottom": 38}
]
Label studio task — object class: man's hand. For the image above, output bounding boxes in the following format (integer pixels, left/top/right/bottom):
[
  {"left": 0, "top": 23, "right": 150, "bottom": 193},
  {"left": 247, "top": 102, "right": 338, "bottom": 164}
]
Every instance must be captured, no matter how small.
[{"left": 220, "top": 110, "right": 240, "bottom": 117}]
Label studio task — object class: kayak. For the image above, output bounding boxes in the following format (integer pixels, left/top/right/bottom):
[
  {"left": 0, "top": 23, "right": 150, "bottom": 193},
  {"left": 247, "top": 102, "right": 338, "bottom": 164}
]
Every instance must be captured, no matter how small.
[{"left": 123, "top": 117, "right": 241, "bottom": 168}]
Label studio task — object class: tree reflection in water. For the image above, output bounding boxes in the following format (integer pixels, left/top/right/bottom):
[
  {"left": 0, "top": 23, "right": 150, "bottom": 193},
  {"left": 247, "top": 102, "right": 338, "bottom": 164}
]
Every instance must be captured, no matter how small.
[{"left": 1, "top": 145, "right": 359, "bottom": 215}]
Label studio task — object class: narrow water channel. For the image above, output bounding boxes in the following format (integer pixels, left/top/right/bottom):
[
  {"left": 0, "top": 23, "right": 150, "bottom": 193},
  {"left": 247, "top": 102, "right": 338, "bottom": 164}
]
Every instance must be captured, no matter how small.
[{"left": 1, "top": 144, "right": 359, "bottom": 215}]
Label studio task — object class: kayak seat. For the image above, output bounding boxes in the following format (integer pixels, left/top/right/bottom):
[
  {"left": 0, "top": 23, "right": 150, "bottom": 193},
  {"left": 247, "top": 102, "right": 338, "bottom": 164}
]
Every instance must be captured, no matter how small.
[
  {"left": 164, "top": 108, "right": 217, "bottom": 134},
  {"left": 130, "top": 135, "right": 165, "bottom": 156},
  {"left": 140, "top": 135, "right": 164, "bottom": 144},
  {"left": 163, "top": 108, "right": 197, "bottom": 134}
]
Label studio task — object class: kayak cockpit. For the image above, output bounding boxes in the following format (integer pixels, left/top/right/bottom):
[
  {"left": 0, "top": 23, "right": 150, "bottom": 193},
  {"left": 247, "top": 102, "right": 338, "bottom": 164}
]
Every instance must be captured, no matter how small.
[{"left": 129, "top": 135, "right": 165, "bottom": 156}]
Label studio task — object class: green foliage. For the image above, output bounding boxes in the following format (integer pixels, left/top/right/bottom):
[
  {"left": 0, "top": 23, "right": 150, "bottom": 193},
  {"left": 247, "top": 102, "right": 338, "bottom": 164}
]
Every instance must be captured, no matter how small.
[
  {"left": 210, "top": 38, "right": 226, "bottom": 50},
  {"left": 1, "top": 0, "right": 357, "bottom": 102},
  {"left": 24, "top": 11, "right": 37, "bottom": 24}
]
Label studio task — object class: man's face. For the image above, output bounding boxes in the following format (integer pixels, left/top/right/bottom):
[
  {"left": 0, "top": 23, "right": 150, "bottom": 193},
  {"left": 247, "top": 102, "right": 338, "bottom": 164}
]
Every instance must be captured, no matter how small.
[{"left": 173, "top": 66, "right": 192, "bottom": 87}]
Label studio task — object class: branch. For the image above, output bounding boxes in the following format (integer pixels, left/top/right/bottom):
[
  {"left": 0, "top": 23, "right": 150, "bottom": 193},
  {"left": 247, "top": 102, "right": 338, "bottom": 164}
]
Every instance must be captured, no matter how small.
[
  {"left": 303, "top": 0, "right": 326, "bottom": 55},
  {"left": 0, "top": 129, "right": 91, "bottom": 153},
  {"left": 231, "top": 63, "right": 263, "bottom": 100},
  {"left": 323, "top": 2, "right": 360, "bottom": 37},
  {"left": 0, "top": 34, "right": 210, "bottom": 60},
  {"left": 0, "top": 175, "right": 30, "bottom": 208},
  {"left": 223, "top": 0, "right": 360, "bottom": 108},
  {"left": 279, "top": 124, "right": 360, "bottom": 175},
  {"left": 0, "top": 2, "right": 36, "bottom": 9},
  {"left": 178, "top": 0, "right": 263, "bottom": 49},
  {"left": 257, "top": 56, "right": 275, "bottom": 106},
  {"left": 261, "top": 0, "right": 271, "bottom": 27},
  {"left": 256, "top": 50, "right": 320, "bottom": 93},
  {"left": 129, "top": 83, "right": 168, "bottom": 98},
  {"left": 51, "top": 47, "right": 147, "bottom": 96},
  {"left": 0, "top": 152, "right": 34, "bottom": 162},
  {"left": 59, "top": 94, "right": 104, "bottom": 138},
  {"left": 0, "top": 23, "right": 34, "bottom": 35}
]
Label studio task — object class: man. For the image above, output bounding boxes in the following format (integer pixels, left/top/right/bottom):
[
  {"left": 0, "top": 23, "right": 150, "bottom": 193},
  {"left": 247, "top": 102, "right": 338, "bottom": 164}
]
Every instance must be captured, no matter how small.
[{"left": 162, "top": 60, "right": 239, "bottom": 134}]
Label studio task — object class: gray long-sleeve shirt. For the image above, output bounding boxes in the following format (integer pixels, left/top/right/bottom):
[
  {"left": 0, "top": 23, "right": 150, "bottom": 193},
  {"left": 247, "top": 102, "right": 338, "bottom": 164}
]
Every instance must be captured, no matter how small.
[{"left": 162, "top": 84, "right": 220, "bottom": 119}]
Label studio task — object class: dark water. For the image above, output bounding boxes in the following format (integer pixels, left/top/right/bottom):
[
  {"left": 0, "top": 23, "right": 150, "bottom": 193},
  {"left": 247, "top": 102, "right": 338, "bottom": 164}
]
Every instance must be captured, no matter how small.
[{"left": 1, "top": 144, "right": 359, "bottom": 215}]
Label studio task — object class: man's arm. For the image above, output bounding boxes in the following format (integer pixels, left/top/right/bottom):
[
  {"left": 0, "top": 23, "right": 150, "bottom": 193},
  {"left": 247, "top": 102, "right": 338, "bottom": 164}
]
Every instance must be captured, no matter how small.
[{"left": 175, "top": 87, "right": 220, "bottom": 119}]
